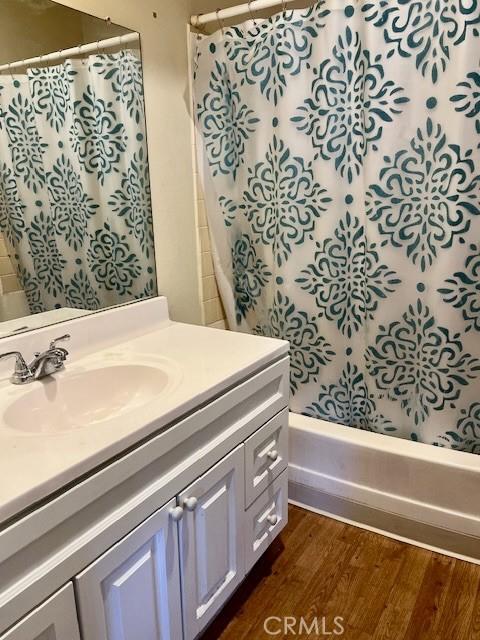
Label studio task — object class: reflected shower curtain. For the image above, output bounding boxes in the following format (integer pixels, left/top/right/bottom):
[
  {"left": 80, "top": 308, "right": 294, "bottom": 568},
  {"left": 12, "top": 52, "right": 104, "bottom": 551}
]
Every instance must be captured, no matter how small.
[
  {"left": 0, "top": 49, "right": 156, "bottom": 314},
  {"left": 193, "top": 1, "right": 480, "bottom": 452}
]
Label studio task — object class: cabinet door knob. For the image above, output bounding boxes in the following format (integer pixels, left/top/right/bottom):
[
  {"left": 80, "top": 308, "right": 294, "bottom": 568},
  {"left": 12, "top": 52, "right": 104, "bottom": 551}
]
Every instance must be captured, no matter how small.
[
  {"left": 267, "top": 449, "right": 279, "bottom": 461},
  {"left": 170, "top": 506, "right": 184, "bottom": 522},
  {"left": 267, "top": 514, "right": 278, "bottom": 526},
  {"left": 183, "top": 497, "right": 198, "bottom": 511}
]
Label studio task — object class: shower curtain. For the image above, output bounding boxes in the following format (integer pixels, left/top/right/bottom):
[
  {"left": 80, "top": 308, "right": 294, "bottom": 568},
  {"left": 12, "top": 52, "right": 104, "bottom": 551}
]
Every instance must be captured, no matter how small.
[
  {"left": 193, "top": 1, "right": 480, "bottom": 453},
  {"left": 0, "top": 49, "right": 156, "bottom": 314}
]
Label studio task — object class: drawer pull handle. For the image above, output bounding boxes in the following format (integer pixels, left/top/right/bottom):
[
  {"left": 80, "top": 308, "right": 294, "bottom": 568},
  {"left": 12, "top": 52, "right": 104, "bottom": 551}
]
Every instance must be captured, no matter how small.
[
  {"left": 267, "top": 450, "right": 279, "bottom": 461},
  {"left": 170, "top": 506, "right": 184, "bottom": 522},
  {"left": 267, "top": 514, "right": 278, "bottom": 526},
  {"left": 183, "top": 497, "right": 198, "bottom": 511}
]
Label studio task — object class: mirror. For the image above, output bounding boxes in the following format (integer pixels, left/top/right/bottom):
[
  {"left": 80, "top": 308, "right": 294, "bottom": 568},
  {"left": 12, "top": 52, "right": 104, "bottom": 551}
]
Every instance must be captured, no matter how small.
[{"left": 0, "top": 0, "right": 157, "bottom": 338}]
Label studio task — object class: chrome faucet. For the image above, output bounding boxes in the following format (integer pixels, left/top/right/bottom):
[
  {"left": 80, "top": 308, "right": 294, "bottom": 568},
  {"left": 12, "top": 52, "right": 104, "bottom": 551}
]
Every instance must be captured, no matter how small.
[{"left": 0, "top": 334, "right": 70, "bottom": 385}]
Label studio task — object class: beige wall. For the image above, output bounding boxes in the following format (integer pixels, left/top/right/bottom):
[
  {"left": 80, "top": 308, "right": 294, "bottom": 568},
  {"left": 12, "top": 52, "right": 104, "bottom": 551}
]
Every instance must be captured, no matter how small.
[
  {"left": 191, "top": 0, "right": 243, "bottom": 13},
  {"left": 51, "top": 0, "right": 203, "bottom": 325},
  {"left": 191, "top": 0, "right": 311, "bottom": 13},
  {"left": 0, "top": 0, "right": 127, "bottom": 66},
  {"left": 0, "top": 1, "right": 81, "bottom": 65}
]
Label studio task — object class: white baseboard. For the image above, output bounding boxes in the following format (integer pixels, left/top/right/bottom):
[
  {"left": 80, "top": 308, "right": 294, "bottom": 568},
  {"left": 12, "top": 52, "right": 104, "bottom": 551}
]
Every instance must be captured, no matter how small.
[{"left": 289, "top": 473, "right": 480, "bottom": 565}]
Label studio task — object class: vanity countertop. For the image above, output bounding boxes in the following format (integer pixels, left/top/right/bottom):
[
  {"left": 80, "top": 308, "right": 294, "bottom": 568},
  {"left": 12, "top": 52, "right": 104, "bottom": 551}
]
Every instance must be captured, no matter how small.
[{"left": 0, "top": 299, "right": 288, "bottom": 527}]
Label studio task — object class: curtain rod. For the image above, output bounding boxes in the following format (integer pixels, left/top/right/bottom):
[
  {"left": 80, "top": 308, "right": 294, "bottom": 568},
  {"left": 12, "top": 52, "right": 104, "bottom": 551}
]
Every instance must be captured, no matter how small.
[
  {"left": 191, "top": 0, "right": 298, "bottom": 27},
  {"left": 0, "top": 32, "right": 139, "bottom": 73}
]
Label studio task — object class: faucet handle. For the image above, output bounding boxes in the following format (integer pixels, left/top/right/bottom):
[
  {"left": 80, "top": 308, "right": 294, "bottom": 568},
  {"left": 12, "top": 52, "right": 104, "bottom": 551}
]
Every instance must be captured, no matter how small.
[
  {"left": 49, "top": 334, "right": 71, "bottom": 351},
  {"left": 0, "top": 351, "right": 32, "bottom": 385}
]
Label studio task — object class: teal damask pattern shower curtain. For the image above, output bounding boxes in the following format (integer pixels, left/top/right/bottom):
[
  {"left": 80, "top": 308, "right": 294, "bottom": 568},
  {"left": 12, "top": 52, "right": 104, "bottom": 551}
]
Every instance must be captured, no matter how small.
[
  {"left": 194, "top": 1, "right": 480, "bottom": 453},
  {"left": 0, "top": 49, "right": 156, "bottom": 313}
]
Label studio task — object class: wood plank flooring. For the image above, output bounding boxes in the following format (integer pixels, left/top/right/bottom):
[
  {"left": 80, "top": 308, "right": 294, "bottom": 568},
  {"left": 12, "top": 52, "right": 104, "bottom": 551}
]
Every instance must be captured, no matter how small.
[{"left": 201, "top": 505, "right": 480, "bottom": 640}]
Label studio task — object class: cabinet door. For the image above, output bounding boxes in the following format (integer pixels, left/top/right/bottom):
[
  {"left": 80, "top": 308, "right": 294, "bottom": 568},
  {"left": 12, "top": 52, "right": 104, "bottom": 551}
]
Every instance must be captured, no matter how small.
[
  {"left": 75, "top": 498, "right": 182, "bottom": 640},
  {"left": 178, "top": 445, "right": 245, "bottom": 640},
  {"left": 0, "top": 583, "right": 80, "bottom": 640}
]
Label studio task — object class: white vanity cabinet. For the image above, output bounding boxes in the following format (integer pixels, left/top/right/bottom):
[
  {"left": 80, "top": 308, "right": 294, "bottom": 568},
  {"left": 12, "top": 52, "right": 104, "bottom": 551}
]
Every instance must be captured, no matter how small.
[
  {"left": 74, "top": 445, "right": 250, "bottom": 640},
  {"left": 0, "top": 584, "right": 80, "bottom": 640},
  {"left": 75, "top": 446, "right": 245, "bottom": 640},
  {"left": 74, "top": 430, "right": 287, "bottom": 640},
  {"left": 0, "top": 355, "right": 289, "bottom": 640}
]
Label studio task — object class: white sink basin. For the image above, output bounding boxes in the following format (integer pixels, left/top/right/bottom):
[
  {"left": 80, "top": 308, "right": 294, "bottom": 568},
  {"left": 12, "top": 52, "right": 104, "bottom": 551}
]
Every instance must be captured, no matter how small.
[{"left": 4, "top": 364, "right": 171, "bottom": 434}]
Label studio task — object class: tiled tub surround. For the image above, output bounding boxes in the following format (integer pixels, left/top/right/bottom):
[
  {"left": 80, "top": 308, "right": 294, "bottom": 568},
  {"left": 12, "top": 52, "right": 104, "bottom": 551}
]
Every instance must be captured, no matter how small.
[
  {"left": 193, "top": 147, "right": 228, "bottom": 329},
  {"left": 0, "top": 297, "right": 289, "bottom": 638},
  {"left": 0, "top": 233, "right": 21, "bottom": 296},
  {"left": 0, "top": 232, "right": 28, "bottom": 325}
]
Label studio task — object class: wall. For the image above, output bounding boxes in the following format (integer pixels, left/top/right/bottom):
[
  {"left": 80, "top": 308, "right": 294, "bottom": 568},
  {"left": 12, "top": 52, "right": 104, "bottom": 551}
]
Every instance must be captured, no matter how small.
[
  {"left": 50, "top": 0, "right": 203, "bottom": 325},
  {"left": 0, "top": 0, "right": 128, "bottom": 66},
  {"left": 0, "top": 0, "right": 82, "bottom": 65}
]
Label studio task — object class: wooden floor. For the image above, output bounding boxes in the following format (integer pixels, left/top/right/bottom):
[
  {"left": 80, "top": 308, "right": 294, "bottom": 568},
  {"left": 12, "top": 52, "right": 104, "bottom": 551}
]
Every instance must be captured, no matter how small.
[{"left": 201, "top": 505, "right": 480, "bottom": 640}]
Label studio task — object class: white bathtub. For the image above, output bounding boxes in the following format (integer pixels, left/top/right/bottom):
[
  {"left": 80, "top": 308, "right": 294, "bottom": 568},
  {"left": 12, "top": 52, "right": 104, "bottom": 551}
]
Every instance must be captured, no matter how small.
[{"left": 288, "top": 413, "right": 480, "bottom": 564}]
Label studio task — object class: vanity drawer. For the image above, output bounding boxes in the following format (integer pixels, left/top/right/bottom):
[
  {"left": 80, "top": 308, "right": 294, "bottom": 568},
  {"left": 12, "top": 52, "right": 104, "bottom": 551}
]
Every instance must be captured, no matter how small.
[
  {"left": 244, "top": 408, "right": 288, "bottom": 507},
  {"left": 244, "top": 469, "right": 288, "bottom": 573}
]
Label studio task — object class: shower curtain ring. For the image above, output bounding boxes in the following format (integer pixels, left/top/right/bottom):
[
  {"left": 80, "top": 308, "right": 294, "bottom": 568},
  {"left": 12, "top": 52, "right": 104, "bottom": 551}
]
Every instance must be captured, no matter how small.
[
  {"left": 8, "top": 63, "right": 14, "bottom": 79},
  {"left": 282, "top": 0, "right": 287, "bottom": 15},
  {"left": 78, "top": 44, "right": 87, "bottom": 65},
  {"left": 216, "top": 8, "right": 225, "bottom": 35}
]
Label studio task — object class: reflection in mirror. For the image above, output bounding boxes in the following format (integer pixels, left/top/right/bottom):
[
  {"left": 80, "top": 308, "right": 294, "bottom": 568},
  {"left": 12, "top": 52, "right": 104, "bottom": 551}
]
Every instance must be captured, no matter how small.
[{"left": 0, "top": 0, "right": 157, "bottom": 338}]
